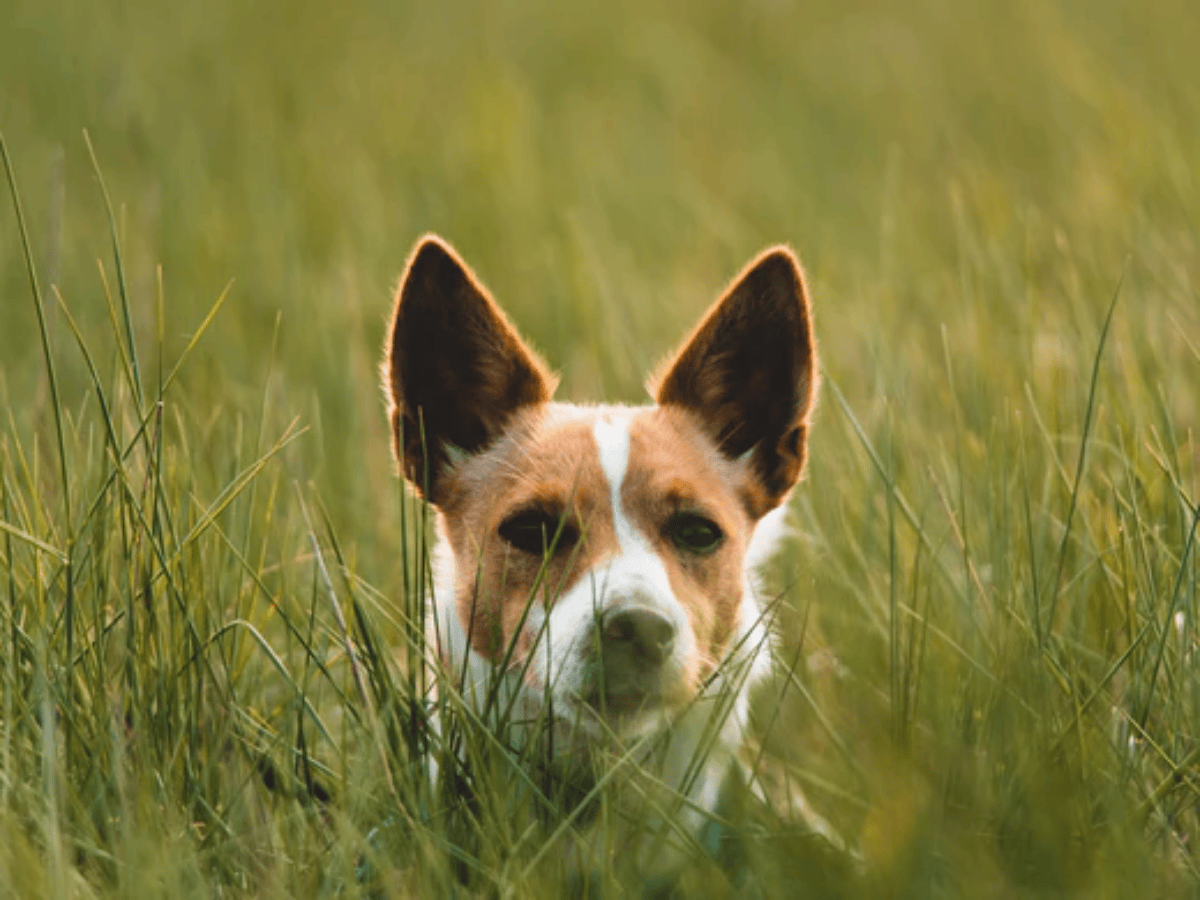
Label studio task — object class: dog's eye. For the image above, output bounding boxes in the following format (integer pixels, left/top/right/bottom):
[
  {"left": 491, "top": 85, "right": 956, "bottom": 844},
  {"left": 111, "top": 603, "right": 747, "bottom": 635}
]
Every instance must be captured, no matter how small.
[
  {"left": 669, "top": 513, "right": 724, "bottom": 555},
  {"left": 499, "top": 511, "right": 577, "bottom": 556}
]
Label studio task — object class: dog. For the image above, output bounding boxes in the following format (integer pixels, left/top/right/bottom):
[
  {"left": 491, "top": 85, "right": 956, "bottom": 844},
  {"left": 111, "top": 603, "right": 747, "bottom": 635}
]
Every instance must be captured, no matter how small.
[{"left": 383, "top": 235, "right": 818, "bottom": 874}]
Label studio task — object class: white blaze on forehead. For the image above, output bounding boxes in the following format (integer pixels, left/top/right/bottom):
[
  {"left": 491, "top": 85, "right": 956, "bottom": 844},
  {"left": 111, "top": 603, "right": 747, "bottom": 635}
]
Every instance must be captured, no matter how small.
[
  {"left": 593, "top": 412, "right": 640, "bottom": 553},
  {"left": 587, "top": 409, "right": 694, "bottom": 644}
]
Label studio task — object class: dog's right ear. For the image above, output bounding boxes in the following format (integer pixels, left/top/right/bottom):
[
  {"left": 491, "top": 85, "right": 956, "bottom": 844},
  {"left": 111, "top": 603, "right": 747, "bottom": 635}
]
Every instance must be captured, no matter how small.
[{"left": 384, "top": 235, "right": 556, "bottom": 504}]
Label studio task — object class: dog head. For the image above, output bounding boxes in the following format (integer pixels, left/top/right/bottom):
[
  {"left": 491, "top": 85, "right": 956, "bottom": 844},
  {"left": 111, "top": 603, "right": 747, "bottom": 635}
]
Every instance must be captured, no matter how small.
[{"left": 384, "top": 236, "right": 817, "bottom": 737}]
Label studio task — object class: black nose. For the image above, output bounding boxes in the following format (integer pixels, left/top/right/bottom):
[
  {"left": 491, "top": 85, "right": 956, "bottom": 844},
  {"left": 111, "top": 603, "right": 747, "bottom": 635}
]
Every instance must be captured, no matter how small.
[{"left": 601, "top": 605, "right": 676, "bottom": 667}]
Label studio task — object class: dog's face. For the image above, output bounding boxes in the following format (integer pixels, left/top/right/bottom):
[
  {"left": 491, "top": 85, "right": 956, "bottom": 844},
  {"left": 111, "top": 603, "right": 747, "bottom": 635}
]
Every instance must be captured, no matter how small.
[{"left": 384, "top": 237, "right": 816, "bottom": 737}]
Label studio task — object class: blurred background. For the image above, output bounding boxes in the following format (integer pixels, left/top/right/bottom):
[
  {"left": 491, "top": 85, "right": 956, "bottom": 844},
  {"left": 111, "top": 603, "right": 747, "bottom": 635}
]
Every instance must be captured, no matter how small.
[
  {"left": 5, "top": 1, "right": 1196, "bottom": 547},
  {"left": 3, "top": 0, "right": 1199, "bottom": 893}
]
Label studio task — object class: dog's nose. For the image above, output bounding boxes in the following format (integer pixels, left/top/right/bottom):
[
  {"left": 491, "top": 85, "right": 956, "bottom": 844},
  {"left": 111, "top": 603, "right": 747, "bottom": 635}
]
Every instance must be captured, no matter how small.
[{"left": 601, "top": 605, "right": 676, "bottom": 666}]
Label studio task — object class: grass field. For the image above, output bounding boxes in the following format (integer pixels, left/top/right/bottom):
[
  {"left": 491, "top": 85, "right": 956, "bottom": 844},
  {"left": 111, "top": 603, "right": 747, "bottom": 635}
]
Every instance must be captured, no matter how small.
[{"left": 3, "top": 0, "right": 1199, "bottom": 895}]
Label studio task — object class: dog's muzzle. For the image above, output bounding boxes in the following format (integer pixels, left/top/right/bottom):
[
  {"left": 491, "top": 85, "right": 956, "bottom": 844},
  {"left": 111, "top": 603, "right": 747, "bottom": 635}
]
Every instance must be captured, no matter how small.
[{"left": 584, "top": 603, "right": 678, "bottom": 712}]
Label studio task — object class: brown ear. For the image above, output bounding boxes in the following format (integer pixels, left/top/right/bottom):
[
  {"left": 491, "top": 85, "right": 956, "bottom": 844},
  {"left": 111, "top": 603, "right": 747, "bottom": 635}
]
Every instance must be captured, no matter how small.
[
  {"left": 385, "top": 235, "right": 555, "bottom": 503},
  {"left": 652, "top": 246, "right": 818, "bottom": 518}
]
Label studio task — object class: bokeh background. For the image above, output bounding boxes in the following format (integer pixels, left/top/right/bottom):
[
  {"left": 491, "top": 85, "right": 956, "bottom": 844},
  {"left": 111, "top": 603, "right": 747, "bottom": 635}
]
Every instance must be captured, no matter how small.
[{"left": 3, "top": 0, "right": 1199, "bottom": 895}]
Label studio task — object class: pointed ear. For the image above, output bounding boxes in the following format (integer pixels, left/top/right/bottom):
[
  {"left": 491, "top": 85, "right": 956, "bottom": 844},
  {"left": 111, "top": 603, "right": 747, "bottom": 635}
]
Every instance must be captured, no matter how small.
[
  {"left": 651, "top": 246, "right": 818, "bottom": 518},
  {"left": 384, "top": 235, "right": 556, "bottom": 503}
]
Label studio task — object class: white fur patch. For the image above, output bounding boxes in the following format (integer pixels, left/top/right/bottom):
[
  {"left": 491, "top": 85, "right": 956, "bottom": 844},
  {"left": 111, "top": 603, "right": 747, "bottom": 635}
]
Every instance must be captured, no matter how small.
[{"left": 593, "top": 413, "right": 636, "bottom": 552}]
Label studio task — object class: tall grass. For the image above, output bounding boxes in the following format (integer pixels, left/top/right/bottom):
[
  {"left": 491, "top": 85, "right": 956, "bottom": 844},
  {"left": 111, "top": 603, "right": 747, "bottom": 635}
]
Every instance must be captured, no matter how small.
[{"left": 3, "top": 0, "right": 1200, "bottom": 895}]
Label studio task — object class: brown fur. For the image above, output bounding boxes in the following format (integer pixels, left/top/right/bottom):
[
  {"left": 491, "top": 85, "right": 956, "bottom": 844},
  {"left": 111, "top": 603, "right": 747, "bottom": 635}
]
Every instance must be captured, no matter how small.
[
  {"left": 623, "top": 408, "right": 751, "bottom": 672},
  {"left": 434, "top": 407, "right": 620, "bottom": 666}
]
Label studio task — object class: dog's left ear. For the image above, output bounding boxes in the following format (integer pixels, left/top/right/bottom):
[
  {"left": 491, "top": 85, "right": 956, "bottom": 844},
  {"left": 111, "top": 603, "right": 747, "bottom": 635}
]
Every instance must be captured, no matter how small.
[{"left": 652, "top": 247, "right": 818, "bottom": 518}]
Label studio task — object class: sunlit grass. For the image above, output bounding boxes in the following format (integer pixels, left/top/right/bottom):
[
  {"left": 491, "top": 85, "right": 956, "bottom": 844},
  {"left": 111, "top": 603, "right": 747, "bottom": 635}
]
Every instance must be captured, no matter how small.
[{"left": 2, "top": 0, "right": 1199, "bottom": 895}]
